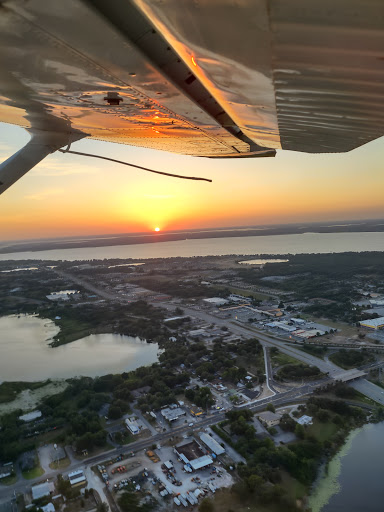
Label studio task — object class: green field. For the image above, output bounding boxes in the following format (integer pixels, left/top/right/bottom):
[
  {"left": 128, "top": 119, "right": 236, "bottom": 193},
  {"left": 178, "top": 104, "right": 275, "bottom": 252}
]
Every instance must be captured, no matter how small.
[
  {"left": 307, "top": 420, "right": 338, "bottom": 443},
  {"left": 0, "top": 473, "right": 17, "bottom": 486},
  {"left": 270, "top": 351, "right": 300, "bottom": 368},
  {"left": 22, "top": 465, "right": 44, "bottom": 480}
]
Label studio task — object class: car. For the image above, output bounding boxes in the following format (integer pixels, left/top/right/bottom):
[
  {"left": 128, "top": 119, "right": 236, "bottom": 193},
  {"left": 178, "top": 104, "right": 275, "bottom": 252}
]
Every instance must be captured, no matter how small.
[{"left": 189, "top": 423, "right": 194, "bottom": 427}]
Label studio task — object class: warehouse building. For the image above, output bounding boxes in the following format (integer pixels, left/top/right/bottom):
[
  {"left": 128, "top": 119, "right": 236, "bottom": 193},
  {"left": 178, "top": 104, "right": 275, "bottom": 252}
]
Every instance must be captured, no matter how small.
[
  {"left": 174, "top": 439, "right": 213, "bottom": 472},
  {"left": 360, "top": 317, "right": 384, "bottom": 330},
  {"left": 199, "top": 433, "right": 225, "bottom": 456}
]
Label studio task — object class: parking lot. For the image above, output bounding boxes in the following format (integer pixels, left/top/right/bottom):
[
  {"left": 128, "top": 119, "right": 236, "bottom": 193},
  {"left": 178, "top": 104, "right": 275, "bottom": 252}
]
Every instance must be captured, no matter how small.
[{"left": 96, "top": 442, "right": 234, "bottom": 506}]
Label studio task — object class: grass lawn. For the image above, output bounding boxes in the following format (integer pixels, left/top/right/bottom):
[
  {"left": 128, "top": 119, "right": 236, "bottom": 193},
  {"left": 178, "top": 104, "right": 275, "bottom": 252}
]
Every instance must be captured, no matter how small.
[
  {"left": 49, "top": 457, "right": 71, "bottom": 470},
  {"left": 307, "top": 420, "right": 338, "bottom": 443},
  {"left": 0, "top": 473, "right": 18, "bottom": 486},
  {"left": 22, "top": 465, "right": 44, "bottom": 480},
  {"left": 270, "top": 350, "right": 300, "bottom": 368}
]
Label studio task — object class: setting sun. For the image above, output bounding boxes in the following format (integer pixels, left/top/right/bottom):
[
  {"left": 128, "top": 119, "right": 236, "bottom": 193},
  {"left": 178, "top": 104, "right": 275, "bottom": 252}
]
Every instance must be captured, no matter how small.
[{"left": 154, "top": 227, "right": 160, "bottom": 232}]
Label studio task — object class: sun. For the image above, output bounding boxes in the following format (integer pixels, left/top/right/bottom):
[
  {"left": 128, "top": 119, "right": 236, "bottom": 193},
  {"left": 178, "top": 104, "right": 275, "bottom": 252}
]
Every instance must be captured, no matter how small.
[{"left": 154, "top": 227, "right": 160, "bottom": 232}]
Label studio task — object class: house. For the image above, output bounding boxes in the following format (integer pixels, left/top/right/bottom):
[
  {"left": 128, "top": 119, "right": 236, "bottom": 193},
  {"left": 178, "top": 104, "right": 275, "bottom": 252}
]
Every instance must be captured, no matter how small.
[
  {"left": 68, "top": 470, "right": 87, "bottom": 487},
  {"left": 125, "top": 418, "right": 140, "bottom": 434},
  {"left": 41, "top": 504, "right": 55, "bottom": 512},
  {"left": 258, "top": 411, "right": 281, "bottom": 427},
  {"left": 297, "top": 415, "right": 313, "bottom": 425},
  {"left": 31, "top": 482, "right": 55, "bottom": 500}
]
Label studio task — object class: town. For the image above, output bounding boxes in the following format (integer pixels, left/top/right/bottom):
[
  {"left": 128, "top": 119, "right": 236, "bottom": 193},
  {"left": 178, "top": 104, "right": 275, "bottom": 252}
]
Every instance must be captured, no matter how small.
[{"left": 1, "top": 252, "right": 384, "bottom": 512}]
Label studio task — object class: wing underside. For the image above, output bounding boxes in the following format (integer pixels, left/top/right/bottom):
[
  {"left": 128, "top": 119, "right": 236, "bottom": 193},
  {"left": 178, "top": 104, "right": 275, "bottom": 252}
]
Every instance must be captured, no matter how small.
[{"left": 0, "top": 0, "right": 383, "bottom": 175}]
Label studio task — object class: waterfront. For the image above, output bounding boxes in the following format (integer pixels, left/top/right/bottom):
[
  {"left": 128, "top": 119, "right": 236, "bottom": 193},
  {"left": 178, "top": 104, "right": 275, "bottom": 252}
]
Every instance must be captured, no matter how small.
[
  {"left": 308, "top": 422, "right": 384, "bottom": 512},
  {"left": 1, "top": 232, "right": 384, "bottom": 261},
  {"left": 0, "top": 315, "right": 159, "bottom": 381}
]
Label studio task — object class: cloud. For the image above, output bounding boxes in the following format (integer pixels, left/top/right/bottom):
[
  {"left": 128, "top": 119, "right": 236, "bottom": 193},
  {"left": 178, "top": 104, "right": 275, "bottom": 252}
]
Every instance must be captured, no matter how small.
[
  {"left": 32, "top": 158, "right": 98, "bottom": 176},
  {"left": 25, "top": 188, "right": 64, "bottom": 201}
]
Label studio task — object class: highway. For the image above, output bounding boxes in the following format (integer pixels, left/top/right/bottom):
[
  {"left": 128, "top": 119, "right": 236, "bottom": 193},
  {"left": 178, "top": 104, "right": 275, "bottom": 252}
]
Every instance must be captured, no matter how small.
[
  {"left": 349, "top": 379, "right": 384, "bottom": 406},
  {"left": 158, "top": 302, "right": 344, "bottom": 377}
]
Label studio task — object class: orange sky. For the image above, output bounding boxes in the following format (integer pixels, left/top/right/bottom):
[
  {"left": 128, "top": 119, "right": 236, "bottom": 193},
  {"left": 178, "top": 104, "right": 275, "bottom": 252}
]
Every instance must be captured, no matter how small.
[{"left": 1, "top": 123, "right": 384, "bottom": 241}]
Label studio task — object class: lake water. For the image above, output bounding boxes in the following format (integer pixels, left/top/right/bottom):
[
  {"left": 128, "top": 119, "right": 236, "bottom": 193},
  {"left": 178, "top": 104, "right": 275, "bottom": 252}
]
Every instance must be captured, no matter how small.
[
  {"left": 0, "top": 315, "right": 159, "bottom": 381},
  {"left": 1, "top": 232, "right": 384, "bottom": 261},
  {"left": 239, "top": 258, "right": 289, "bottom": 265},
  {"left": 308, "top": 422, "right": 384, "bottom": 511}
]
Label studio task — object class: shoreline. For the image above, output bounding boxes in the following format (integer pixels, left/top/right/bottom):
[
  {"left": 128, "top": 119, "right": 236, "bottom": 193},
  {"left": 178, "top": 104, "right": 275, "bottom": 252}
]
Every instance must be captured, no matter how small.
[{"left": 2, "top": 222, "right": 384, "bottom": 254}]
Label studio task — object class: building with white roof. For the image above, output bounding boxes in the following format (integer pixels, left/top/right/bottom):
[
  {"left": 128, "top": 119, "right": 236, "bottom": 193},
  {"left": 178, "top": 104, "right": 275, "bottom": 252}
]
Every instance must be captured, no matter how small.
[
  {"left": 203, "top": 297, "right": 229, "bottom": 306},
  {"left": 188, "top": 455, "right": 214, "bottom": 471},
  {"left": 68, "top": 470, "right": 87, "bottom": 487},
  {"left": 199, "top": 433, "right": 225, "bottom": 456},
  {"left": 161, "top": 407, "right": 186, "bottom": 422},
  {"left": 125, "top": 417, "right": 140, "bottom": 434},
  {"left": 19, "top": 410, "right": 42, "bottom": 422},
  {"left": 297, "top": 415, "right": 313, "bottom": 425},
  {"left": 31, "top": 482, "right": 55, "bottom": 500},
  {"left": 360, "top": 317, "right": 384, "bottom": 330}
]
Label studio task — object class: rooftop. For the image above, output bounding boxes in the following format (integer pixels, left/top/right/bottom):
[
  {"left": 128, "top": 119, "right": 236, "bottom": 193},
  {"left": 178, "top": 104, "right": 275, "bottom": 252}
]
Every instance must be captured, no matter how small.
[
  {"left": 360, "top": 317, "right": 384, "bottom": 328},
  {"left": 175, "top": 439, "right": 204, "bottom": 462}
]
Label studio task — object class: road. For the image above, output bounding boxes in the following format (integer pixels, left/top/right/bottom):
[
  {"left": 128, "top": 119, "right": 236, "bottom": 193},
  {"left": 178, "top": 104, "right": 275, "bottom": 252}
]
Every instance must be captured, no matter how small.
[
  {"left": 158, "top": 302, "right": 344, "bottom": 377},
  {"left": 263, "top": 346, "right": 277, "bottom": 394},
  {"left": 53, "top": 270, "right": 117, "bottom": 301},
  {"left": 0, "top": 381, "right": 326, "bottom": 504},
  {"left": 349, "top": 379, "right": 384, "bottom": 406}
]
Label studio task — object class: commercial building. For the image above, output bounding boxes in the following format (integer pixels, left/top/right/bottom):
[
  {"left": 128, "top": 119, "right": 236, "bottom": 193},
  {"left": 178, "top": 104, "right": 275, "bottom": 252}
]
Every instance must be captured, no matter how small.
[
  {"left": 190, "top": 407, "right": 204, "bottom": 417},
  {"left": 203, "top": 297, "right": 229, "bottom": 306},
  {"left": 19, "top": 410, "right": 42, "bottom": 422},
  {"left": 161, "top": 407, "right": 186, "bottom": 422},
  {"left": 68, "top": 470, "right": 87, "bottom": 487},
  {"left": 174, "top": 439, "right": 213, "bottom": 472},
  {"left": 291, "top": 318, "right": 306, "bottom": 325},
  {"left": 199, "top": 433, "right": 225, "bottom": 456},
  {"left": 360, "top": 317, "right": 384, "bottom": 330},
  {"left": 257, "top": 411, "right": 281, "bottom": 427}
]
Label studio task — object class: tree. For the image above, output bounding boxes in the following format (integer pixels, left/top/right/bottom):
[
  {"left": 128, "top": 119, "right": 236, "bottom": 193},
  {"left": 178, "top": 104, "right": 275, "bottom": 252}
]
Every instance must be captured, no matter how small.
[
  {"left": 108, "top": 406, "right": 122, "bottom": 420},
  {"left": 295, "top": 423, "right": 305, "bottom": 439},
  {"left": 199, "top": 499, "right": 214, "bottom": 512},
  {"left": 96, "top": 503, "right": 108, "bottom": 512},
  {"left": 266, "top": 403, "right": 275, "bottom": 413}
]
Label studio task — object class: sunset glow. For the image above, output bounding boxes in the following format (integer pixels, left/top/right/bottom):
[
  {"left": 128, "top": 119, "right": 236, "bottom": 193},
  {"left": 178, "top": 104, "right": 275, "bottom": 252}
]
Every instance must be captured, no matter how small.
[
  {"left": 0, "top": 124, "right": 383, "bottom": 242},
  {"left": 154, "top": 227, "right": 160, "bottom": 232}
]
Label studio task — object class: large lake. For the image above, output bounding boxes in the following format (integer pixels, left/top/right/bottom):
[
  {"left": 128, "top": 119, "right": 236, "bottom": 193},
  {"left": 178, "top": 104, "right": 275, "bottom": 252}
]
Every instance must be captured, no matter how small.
[
  {"left": 0, "top": 315, "right": 159, "bottom": 381},
  {"left": 308, "top": 422, "right": 384, "bottom": 511},
  {"left": 1, "top": 232, "right": 384, "bottom": 261}
]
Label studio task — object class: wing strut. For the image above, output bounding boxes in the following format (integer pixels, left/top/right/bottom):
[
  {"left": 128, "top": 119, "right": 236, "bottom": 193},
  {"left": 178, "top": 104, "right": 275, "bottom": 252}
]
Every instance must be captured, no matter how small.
[
  {"left": 0, "top": 130, "right": 85, "bottom": 195},
  {"left": 58, "top": 149, "right": 212, "bottom": 182}
]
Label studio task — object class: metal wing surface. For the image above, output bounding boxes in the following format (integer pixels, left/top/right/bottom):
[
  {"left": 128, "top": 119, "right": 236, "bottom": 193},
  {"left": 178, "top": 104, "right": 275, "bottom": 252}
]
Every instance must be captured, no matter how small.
[{"left": 0, "top": 0, "right": 383, "bottom": 193}]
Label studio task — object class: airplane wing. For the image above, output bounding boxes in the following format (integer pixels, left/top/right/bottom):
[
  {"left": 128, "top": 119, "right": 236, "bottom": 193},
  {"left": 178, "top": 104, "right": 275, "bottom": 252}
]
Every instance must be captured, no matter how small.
[{"left": 0, "top": 0, "right": 383, "bottom": 193}]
